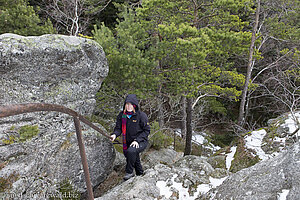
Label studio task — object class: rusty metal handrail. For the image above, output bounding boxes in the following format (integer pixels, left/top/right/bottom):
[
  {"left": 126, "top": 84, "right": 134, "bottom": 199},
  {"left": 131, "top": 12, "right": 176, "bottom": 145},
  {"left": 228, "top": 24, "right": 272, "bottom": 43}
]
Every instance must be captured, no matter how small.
[{"left": 0, "top": 103, "right": 114, "bottom": 200}]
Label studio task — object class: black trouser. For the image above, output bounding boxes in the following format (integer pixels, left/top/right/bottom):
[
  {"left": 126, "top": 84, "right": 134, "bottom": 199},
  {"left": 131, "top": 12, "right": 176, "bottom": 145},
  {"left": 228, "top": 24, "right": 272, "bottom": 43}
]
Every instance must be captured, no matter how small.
[{"left": 124, "top": 141, "right": 148, "bottom": 175}]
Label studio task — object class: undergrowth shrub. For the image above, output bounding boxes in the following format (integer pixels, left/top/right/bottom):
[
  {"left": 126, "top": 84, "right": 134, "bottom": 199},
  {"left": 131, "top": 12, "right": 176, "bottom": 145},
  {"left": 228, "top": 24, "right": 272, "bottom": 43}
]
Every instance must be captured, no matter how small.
[
  {"left": 210, "top": 132, "right": 236, "bottom": 147},
  {"left": 149, "top": 122, "right": 173, "bottom": 150}
]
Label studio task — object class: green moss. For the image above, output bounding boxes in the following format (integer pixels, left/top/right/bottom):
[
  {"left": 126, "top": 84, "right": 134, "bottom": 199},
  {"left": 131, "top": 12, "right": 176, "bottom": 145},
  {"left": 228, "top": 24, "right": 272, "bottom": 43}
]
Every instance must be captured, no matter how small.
[
  {"left": 113, "top": 143, "right": 124, "bottom": 154},
  {"left": 18, "top": 125, "right": 40, "bottom": 142},
  {"left": 50, "top": 179, "right": 81, "bottom": 200},
  {"left": 229, "top": 139, "right": 260, "bottom": 173},
  {"left": 2, "top": 125, "right": 40, "bottom": 145}
]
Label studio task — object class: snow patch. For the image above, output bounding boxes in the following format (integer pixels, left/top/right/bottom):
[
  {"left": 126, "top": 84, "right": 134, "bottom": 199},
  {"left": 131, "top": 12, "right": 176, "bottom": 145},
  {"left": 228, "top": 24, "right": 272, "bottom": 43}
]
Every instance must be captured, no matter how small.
[
  {"left": 175, "top": 129, "right": 221, "bottom": 153},
  {"left": 284, "top": 112, "right": 300, "bottom": 136},
  {"left": 156, "top": 175, "right": 227, "bottom": 199},
  {"left": 244, "top": 129, "right": 270, "bottom": 161},
  {"left": 192, "top": 134, "right": 221, "bottom": 152},
  {"left": 226, "top": 146, "right": 237, "bottom": 170},
  {"left": 277, "top": 189, "right": 290, "bottom": 200},
  {"left": 192, "top": 134, "right": 206, "bottom": 144}
]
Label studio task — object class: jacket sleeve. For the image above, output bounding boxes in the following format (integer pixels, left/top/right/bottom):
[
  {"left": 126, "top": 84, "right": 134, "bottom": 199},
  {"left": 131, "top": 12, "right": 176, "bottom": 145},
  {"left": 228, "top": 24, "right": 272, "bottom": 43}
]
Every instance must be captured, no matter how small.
[
  {"left": 136, "top": 112, "right": 151, "bottom": 143},
  {"left": 112, "top": 112, "right": 123, "bottom": 137}
]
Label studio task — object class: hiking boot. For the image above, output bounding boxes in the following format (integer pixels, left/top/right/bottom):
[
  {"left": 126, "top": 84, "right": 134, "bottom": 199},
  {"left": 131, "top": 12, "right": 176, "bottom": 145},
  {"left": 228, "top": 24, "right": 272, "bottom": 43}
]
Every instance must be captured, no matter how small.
[
  {"left": 136, "top": 171, "right": 144, "bottom": 176},
  {"left": 123, "top": 173, "right": 134, "bottom": 181}
]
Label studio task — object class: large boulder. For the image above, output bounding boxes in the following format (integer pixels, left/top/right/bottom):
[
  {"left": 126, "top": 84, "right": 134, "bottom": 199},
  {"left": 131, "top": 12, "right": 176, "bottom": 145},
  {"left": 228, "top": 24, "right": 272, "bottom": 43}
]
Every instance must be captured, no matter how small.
[
  {"left": 225, "top": 111, "right": 300, "bottom": 173},
  {"left": 205, "top": 141, "right": 300, "bottom": 199},
  {"left": 96, "top": 155, "right": 229, "bottom": 200},
  {"left": 142, "top": 147, "right": 184, "bottom": 169},
  {"left": 0, "top": 34, "right": 113, "bottom": 199},
  {"left": 0, "top": 129, "right": 115, "bottom": 199},
  {"left": 0, "top": 33, "right": 109, "bottom": 139},
  {"left": 0, "top": 33, "right": 108, "bottom": 111}
]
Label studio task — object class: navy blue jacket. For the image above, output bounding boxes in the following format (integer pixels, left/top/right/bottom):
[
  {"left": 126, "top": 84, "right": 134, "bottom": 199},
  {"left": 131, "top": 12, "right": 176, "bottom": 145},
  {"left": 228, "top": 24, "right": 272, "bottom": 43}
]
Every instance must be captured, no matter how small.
[{"left": 112, "top": 94, "right": 150, "bottom": 145}]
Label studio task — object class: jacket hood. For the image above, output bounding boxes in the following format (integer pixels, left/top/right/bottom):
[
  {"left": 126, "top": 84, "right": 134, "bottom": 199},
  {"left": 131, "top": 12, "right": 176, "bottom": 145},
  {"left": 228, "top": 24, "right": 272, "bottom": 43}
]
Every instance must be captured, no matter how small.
[{"left": 123, "top": 94, "right": 139, "bottom": 111}]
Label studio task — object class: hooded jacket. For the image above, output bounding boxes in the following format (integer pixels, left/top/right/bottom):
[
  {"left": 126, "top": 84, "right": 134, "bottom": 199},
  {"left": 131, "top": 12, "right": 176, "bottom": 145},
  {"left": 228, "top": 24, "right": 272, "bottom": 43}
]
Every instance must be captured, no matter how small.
[{"left": 112, "top": 94, "right": 150, "bottom": 145}]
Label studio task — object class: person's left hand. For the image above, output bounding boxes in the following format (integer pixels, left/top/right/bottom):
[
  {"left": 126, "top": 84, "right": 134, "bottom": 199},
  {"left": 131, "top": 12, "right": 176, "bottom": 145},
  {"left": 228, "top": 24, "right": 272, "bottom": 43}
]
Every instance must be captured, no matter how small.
[{"left": 130, "top": 141, "right": 139, "bottom": 148}]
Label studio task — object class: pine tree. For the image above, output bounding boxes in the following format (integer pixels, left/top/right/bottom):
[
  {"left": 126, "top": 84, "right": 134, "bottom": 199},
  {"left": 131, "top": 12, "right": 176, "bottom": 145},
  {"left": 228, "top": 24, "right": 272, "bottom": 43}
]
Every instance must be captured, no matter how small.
[
  {"left": 0, "top": 0, "right": 55, "bottom": 36},
  {"left": 136, "top": 0, "right": 254, "bottom": 155},
  {"left": 92, "top": 4, "right": 158, "bottom": 116}
]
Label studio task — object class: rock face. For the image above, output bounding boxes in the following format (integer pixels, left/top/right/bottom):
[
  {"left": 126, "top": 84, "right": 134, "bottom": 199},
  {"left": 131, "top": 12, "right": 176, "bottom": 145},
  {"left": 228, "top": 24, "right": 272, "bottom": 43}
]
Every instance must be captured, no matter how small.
[
  {"left": 96, "top": 154, "right": 228, "bottom": 200},
  {"left": 0, "top": 33, "right": 109, "bottom": 144},
  {"left": 142, "top": 148, "right": 184, "bottom": 169},
  {"left": 0, "top": 34, "right": 113, "bottom": 199},
  {"left": 96, "top": 112, "right": 300, "bottom": 200},
  {"left": 0, "top": 130, "right": 115, "bottom": 199},
  {"left": 0, "top": 33, "right": 108, "bottom": 113},
  {"left": 206, "top": 141, "right": 300, "bottom": 200}
]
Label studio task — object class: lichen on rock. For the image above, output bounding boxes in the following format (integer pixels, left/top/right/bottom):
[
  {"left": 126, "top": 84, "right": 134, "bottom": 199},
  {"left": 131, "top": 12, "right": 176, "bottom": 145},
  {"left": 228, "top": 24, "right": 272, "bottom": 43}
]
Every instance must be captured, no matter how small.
[{"left": 0, "top": 33, "right": 113, "bottom": 199}]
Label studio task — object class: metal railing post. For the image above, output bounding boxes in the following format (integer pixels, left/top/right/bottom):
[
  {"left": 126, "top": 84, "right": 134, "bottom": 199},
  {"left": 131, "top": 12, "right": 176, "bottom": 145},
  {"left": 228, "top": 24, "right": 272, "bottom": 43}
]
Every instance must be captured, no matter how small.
[
  {"left": 0, "top": 103, "right": 114, "bottom": 200},
  {"left": 73, "top": 116, "right": 94, "bottom": 200}
]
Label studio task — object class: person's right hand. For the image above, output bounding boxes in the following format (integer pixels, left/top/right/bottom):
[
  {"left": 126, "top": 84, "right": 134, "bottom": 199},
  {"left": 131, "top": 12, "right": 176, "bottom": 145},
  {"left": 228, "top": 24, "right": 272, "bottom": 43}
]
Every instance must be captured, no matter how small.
[{"left": 110, "top": 134, "right": 116, "bottom": 142}]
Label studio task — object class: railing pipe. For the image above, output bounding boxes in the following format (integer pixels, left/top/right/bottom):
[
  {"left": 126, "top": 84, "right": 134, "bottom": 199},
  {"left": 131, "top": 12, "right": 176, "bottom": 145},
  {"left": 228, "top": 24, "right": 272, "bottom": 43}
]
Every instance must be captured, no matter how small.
[
  {"left": 74, "top": 116, "right": 94, "bottom": 199},
  {"left": 0, "top": 103, "right": 114, "bottom": 200}
]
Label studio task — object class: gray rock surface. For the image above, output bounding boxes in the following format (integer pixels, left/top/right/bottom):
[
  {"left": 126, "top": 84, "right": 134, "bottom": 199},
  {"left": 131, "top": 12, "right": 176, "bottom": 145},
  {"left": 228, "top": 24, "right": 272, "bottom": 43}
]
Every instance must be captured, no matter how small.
[
  {"left": 142, "top": 147, "right": 184, "bottom": 169},
  {"left": 96, "top": 155, "right": 228, "bottom": 200},
  {"left": 0, "top": 130, "right": 115, "bottom": 199},
  {"left": 206, "top": 141, "right": 300, "bottom": 200},
  {"left": 0, "top": 33, "right": 108, "bottom": 109},
  {"left": 0, "top": 34, "right": 113, "bottom": 199},
  {"left": 0, "top": 33, "right": 108, "bottom": 141}
]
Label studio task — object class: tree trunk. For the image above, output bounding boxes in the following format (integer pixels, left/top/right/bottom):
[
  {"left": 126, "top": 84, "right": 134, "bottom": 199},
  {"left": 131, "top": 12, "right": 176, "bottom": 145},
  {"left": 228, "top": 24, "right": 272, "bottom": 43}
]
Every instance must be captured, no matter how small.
[
  {"left": 181, "top": 95, "right": 187, "bottom": 139},
  {"left": 157, "top": 85, "right": 164, "bottom": 128},
  {"left": 238, "top": 0, "right": 261, "bottom": 126},
  {"left": 184, "top": 97, "right": 193, "bottom": 156}
]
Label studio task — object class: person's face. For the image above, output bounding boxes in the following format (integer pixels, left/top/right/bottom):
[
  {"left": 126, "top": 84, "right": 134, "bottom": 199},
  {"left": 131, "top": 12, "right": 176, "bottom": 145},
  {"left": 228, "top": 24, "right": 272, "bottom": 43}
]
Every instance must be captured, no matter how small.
[{"left": 125, "top": 102, "right": 134, "bottom": 112}]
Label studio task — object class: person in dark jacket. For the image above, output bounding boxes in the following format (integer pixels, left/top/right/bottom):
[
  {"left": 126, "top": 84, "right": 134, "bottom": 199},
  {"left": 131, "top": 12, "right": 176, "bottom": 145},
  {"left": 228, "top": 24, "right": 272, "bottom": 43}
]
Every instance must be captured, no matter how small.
[{"left": 110, "top": 94, "right": 150, "bottom": 180}]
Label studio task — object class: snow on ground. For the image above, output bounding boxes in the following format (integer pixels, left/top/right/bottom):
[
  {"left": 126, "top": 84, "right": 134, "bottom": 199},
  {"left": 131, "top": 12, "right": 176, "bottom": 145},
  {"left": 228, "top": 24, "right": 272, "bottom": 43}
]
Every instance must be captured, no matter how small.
[
  {"left": 159, "top": 112, "right": 300, "bottom": 199},
  {"left": 191, "top": 133, "right": 221, "bottom": 152},
  {"left": 244, "top": 129, "right": 270, "bottom": 161},
  {"left": 226, "top": 146, "right": 237, "bottom": 170},
  {"left": 156, "top": 174, "right": 227, "bottom": 200},
  {"left": 277, "top": 189, "right": 290, "bottom": 200},
  {"left": 175, "top": 129, "right": 221, "bottom": 153},
  {"left": 192, "top": 134, "right": 206, "bottom": 144},
  {"left": 284, "top": 112, "right": 300, "bottom": 136},
  {"left": 245, "top": 111, "right": 300, "bottom": 161}
]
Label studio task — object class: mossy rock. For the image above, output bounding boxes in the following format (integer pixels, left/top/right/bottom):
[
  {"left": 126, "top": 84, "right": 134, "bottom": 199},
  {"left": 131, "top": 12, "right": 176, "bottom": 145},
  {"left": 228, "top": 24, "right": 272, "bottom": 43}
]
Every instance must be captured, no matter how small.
[
  {"left": 1, "top": 124, "right": 39, "bottom": 145},
  {"left": 2, "top": 135, "right": 18, "bottom": 145},
  {"left": 210, "top": 168, "right": 229, "bottom": 179},
  {"left": 210, "top": 132, "right": 236, "bottom": 147},
  {"left": 18, "top": 125, "right": 40, "bottom": 142},
  {"left": 49, "top": 179, "right": 81, "bottom": 200},
  {"left": 207, "top": 155, "right": 226, "bottom": 169},
  {"left": 229, "top": 139, "right": 260, "bottom": 173},
  {"left": 113, "top": 143, "right": 124, "bottom": 154}
]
